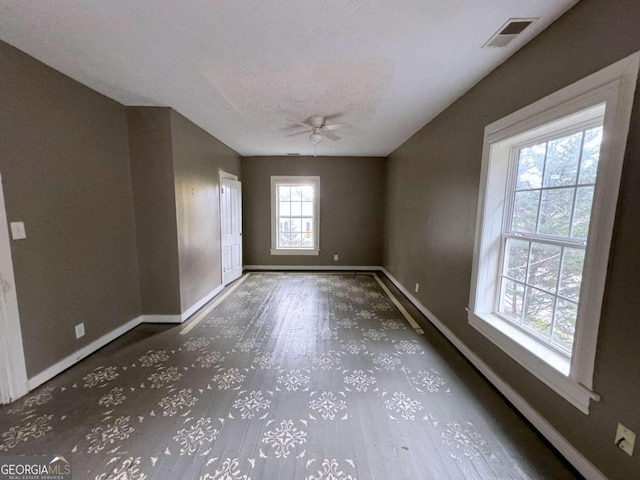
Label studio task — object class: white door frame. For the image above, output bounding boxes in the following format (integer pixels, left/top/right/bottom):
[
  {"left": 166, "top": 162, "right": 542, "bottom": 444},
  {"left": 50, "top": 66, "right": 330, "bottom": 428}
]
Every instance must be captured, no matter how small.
[
  {"left": 219, "top": 170, "right": 241, "bottom": 285},
  {"left": 0, "top": 171, "right": 28, "bottom": 404}
]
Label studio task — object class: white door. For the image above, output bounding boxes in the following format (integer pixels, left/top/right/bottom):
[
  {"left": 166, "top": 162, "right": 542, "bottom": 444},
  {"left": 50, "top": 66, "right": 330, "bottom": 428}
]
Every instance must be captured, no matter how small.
[
  {"left": 221, "top": 178, "right": 242, "bottom": 285},
  {"left": 0, "top": 172, "right": 28, "bottom": 404}
]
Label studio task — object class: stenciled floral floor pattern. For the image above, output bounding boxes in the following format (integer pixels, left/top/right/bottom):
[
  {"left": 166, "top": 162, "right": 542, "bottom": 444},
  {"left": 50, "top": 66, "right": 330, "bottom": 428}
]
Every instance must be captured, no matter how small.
[{"left": 0, "top": 273, "right": 580, "bottom": 479}]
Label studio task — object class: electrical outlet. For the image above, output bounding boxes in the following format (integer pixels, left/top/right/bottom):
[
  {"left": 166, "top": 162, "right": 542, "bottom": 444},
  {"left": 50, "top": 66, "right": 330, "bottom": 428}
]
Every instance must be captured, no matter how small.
[
  {"left": 334, "top": 254, "right": 339, "bottom": 261},
  {"left": 615, "top": 423, "right": 636, "bottom": 456},
  {"left": 415, "top": 283, "right": 420, "bottom": 293},
  {"left": 10, "top": 222, "right": 26, "bottom": 240},
  {"left": 75, "top": 323, "right": 85, "bottom": 339}
]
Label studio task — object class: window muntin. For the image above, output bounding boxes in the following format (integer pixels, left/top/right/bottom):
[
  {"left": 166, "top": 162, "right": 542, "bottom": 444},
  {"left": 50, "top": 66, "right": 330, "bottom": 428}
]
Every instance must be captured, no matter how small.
[{"left": 498, "top": 124, "right": 603, "bottom": 355}]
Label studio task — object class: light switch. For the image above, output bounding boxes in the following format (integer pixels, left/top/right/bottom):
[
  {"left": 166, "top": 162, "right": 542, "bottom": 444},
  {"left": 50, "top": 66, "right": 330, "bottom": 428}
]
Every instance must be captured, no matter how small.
[
  {"left": 615, "top": 423, "right": 636, "bottom": 456},
  {"left": 10, "top": 222, "right": 26, "bottom": 240}
]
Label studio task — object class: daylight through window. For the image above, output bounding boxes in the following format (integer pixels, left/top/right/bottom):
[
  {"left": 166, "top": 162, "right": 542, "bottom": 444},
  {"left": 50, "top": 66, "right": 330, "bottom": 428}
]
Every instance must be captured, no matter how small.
[
  {"left": 468, "top": 52, "right": 639, "bottom": 413},
  {"left": 499, "top": 123, "right": 603, "bottom": 355},
  {"left": 270, "top": 176, "right": 320, "bottom": 255}
]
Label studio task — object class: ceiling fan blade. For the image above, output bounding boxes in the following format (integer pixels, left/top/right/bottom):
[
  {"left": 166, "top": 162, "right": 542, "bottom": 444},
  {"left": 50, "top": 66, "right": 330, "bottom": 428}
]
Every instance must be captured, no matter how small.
[
  {"left": 285, "top": 129, "right": 312, "bottom": 137},
  {"left": 324, "top": 112, "right": 343, "bottom": 121},
  {"left": 285, "top": 119, "right": 312, "bottom": 128},
  {"left": 323, "top": 131, "right": 341, "bottom": 141},
  {"left": 323, "top": 123, "right": 346, "bottom": 131}
]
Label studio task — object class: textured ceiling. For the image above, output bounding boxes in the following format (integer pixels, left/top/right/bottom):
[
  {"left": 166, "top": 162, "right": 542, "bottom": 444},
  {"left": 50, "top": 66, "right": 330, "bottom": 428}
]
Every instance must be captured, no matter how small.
[{"left": 0, "top": 1, "right": 578, "bottom": 157}]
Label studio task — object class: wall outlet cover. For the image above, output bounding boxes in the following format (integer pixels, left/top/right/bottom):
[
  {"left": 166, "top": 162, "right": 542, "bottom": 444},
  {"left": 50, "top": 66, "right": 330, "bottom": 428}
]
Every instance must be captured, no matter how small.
[
  {"left": 10, "top": 222, "right": 26, "bottom": 240},
  {"left": 75, "top": 323, "right": 85, "bottom": 339},
  {"left": 334, "top": 254, "right": 339, "bottom": 261},
  {"left": 415, "top": 283, "right": 420, "bottom": 293}
]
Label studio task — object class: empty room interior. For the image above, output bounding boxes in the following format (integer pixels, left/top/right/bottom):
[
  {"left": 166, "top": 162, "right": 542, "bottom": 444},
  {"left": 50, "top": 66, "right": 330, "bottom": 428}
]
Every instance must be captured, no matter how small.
[{"left": 1, "top": 1, "right": 639, "bottom": 479}]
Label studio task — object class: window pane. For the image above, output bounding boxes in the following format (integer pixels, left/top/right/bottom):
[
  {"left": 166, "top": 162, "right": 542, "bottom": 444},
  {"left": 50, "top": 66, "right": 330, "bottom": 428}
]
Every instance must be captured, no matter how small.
[
  {"left": 538, "top": 187, "right": 574, "bottom": 236},
  {"left": 279, "top": 219, "right": 291, "bottom": 233},
  {"left": 559, "top": 248, "right": 585, "bottom": 301},
  {"left": 302, "top": 201, "right": 313, "bottom": 216},
  {"left": 544, "top": 132, "right": 582, "bottom": 187},
  {"left": 301, "top": 235, "right": 312, "bottom": 247},
  {"left": 553, "top": 299, "right": 578, "bottom": 352},
  {"left": 279, "top": 232, "right": 292, "bottom": 248},
  {"left": 291, "top": 186, "right": 302, "bottom": 201},
  {"left": 516, "top": 144, "right": 545, "bottom": 190},
  {"left": 524, "top": 287, "right": 554, "bottom": 339},
  {"left": 289, "top": 218, "right": 302, "bottom": 233},
  {"left": 301, "top": 186, "right": 314, "bottom": 201},
  {"left": 291, "top": 202, "right": 302, "bottom": 216},
  {"left": 579, "top": 126, "right": 602, "bottom": 184},
  {"left": 301, "top": 217, "right": 313, "bottom": 233},
  {"left": 290, "top": 231, "right": 302, "bottom": 246},
  {"left": 571, "top": 186, "right": 594, "bottom": 239},
  {"left": 528, "top": 242, "right": 561, "bottom": 293},
  {"left": 278, "top": 186, "right": 290, "bottom": 201},
  {"left": 499, "top": 279, "right": 524, "bottom": 321},
  {"left": 512, "top": 190, "right": 540, "bottom": 233},
  {"left": 504, "top": 239, "right": 529, "bottom": 282},
  {"left": 279, "top": 201, "right": 290, "bottom": 216},
  {"left": 300, "top": 218, "right": 314, "bottom": 247}
]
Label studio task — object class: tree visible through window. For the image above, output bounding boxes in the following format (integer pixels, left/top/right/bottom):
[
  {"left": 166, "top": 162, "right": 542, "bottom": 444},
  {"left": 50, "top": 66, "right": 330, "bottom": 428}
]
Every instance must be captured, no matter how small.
[{"left": 499, "top": 125, "right": 603, "bottom": 354}]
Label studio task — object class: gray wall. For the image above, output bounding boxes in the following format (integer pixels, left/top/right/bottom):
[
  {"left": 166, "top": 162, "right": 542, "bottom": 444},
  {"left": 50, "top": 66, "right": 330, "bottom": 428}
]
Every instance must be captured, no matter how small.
[
  {"left": 384, "top": 0, "right": 640, "bottom": 478},
  {"left": 242, "top": 156, "right": 386, "bottom": 267},
  {"left": 128, "top": 107, "right": 181, "bottom": 315},
  {"left": 127, "top": 108, "right": 241, "bottom": 316},
  {"left": 170, "top": 111, "right": 241, "bottom": 311},
  {"left": 0, "top": 40, "right": 141, "bottom": 378}
]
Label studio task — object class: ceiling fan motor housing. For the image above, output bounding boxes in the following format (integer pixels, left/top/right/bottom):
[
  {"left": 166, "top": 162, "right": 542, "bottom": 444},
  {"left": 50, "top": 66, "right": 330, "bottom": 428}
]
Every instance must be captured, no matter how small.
[{"left": 309, "top": 115, "right": 325, "bottom": 128}]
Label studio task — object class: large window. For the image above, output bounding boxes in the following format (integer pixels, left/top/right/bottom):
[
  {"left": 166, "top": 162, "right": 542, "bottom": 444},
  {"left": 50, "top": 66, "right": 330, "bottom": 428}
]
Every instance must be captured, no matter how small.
[
  {"left": 270, "top": 176, "right": 320, "bottom": 255},
  {"left": 499, "top": 120, "right": 603, "bottom": 356},
  {"left": 468, "top": 53, "right": 639, "bottom": 413}
]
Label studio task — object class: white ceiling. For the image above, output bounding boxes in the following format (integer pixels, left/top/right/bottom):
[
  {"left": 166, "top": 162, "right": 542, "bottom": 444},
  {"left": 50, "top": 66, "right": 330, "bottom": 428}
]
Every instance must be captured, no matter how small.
[{"left": 0, "top": 1, "right": 578, "bottom": 157}]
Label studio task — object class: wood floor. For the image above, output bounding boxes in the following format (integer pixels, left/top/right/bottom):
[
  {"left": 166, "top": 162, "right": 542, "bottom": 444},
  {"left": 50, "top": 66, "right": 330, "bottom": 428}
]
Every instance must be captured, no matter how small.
[{"left": 0, "top": 273, "right": 581, "bottom": 479}]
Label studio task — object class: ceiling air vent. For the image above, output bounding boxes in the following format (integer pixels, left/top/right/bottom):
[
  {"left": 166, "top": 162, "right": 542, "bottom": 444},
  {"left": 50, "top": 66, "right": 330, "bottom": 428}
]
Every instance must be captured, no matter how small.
[{"left": 483, "top": 18, "right": 537, "bottom": 48}]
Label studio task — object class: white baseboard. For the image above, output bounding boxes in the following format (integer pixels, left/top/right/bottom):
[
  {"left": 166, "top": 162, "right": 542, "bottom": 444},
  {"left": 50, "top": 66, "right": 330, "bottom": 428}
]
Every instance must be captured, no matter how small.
[
  {"left": 140, "top": 314, "right": 182, "bottom": 324},
  {"left": 140, "top": 285, "right": 225, "bottom": 325},
  {"left": 380, "top": 268, "right": 606, "bottom": 480},
  {"left": 243, "top": 265, "right": 382, "bottom": 271},
  {"left": 181, "top": 284, "right": 224, "bottom": 321},
  {"left": 27, "top": 315, "right": 144, "bottom": 391},
  {"left": 25, "top": 286, "right": 227, "bottom": 392}
]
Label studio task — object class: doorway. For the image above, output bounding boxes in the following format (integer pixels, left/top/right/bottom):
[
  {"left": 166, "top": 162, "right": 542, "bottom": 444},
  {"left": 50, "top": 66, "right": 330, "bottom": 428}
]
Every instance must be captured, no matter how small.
[
  {"left": 0, "top": 171, "right": 28, "bottom": 404},
  {"left": 220, "top": 172, "right": 243, "bottom": 285}
]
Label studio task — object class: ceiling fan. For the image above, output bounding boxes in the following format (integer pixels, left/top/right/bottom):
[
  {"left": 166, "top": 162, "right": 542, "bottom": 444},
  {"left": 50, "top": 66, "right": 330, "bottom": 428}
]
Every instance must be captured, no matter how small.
[{"left": 285, "top": 115, "right": 345, "bottom": 144}]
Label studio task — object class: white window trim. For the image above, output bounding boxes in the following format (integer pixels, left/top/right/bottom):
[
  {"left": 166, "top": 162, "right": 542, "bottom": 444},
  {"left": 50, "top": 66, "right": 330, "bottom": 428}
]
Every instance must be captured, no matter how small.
[
  {"left": 468, "top": 52, "right": 640, "bottom": 414},
  {"left": 270, "top": 175, "right": 320, "bottom": 256}
]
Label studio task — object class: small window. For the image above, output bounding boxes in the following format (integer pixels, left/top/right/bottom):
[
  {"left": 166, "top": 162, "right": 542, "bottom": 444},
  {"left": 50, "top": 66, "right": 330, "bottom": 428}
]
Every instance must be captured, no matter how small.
[
  {"left": 270, "top": 176, "right": 320, "bottom": 255},
  {"left": 468, "top": 52, "right": 639, "bottom": 413}
]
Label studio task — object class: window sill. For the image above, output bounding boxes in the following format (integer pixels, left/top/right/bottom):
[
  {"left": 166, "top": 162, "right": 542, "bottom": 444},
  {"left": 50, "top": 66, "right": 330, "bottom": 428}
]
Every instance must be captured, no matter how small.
[
  {"left": 270, "top": 249, "right": 319, "bottom": 256},
  {"left": 468, "top": 311, "right": 599, "bottom": 414}
]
